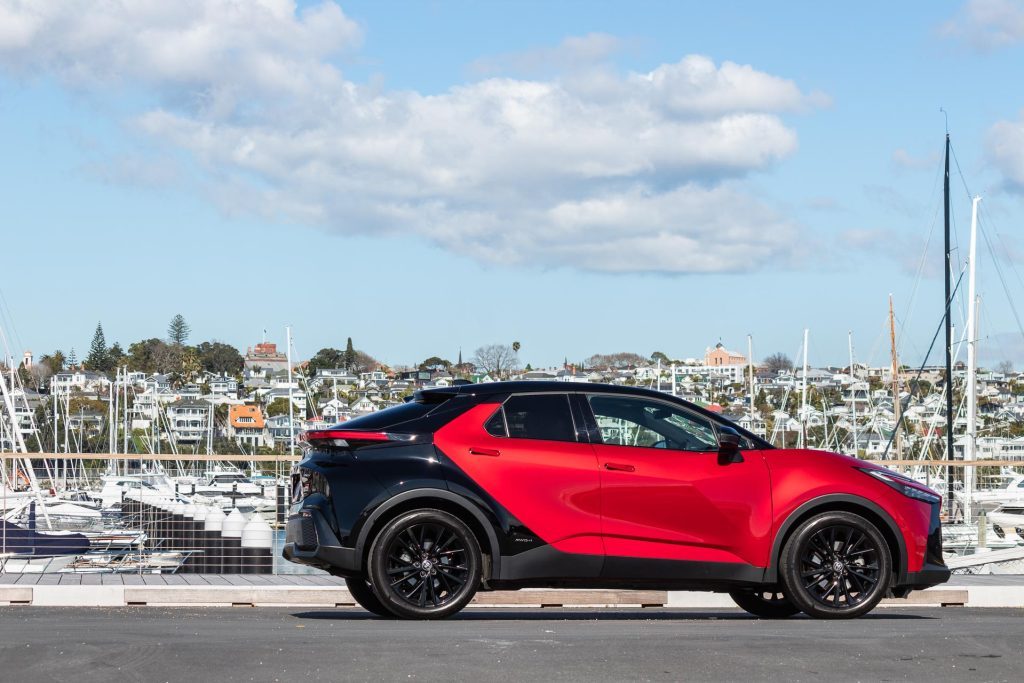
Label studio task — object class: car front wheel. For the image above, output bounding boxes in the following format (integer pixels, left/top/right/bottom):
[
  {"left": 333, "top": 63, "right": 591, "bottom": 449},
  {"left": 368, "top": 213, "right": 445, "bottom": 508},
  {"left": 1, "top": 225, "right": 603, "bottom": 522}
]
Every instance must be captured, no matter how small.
[
  {"left": 368, "top": 509, "right": 481, "bottom": 620},
  {"left": 728, "top": 589, "right": 801, "bottom": 618},
  {"left": 779, "top": 511, "right": 892, "bottom": 619}
]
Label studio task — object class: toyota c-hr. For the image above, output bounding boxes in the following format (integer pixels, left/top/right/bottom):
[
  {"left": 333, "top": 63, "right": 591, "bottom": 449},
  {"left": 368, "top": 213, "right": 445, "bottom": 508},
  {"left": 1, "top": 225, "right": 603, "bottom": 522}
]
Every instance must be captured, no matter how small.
[{"left": 284, "top": 382, "right": 949, "bottom": 619}]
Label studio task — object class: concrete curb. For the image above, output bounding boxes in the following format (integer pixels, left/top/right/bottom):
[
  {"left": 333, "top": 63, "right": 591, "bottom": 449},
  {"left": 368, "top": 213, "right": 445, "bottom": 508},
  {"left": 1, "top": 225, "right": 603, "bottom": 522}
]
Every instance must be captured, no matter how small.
[{"left": 0, "top": 584, "right": 1013, "bottom": 609}]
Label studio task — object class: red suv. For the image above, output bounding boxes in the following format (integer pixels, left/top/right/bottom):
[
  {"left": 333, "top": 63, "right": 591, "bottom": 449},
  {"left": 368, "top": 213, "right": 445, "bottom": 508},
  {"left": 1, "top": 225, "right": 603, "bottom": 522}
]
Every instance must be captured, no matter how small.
[{"left": 284, "top": 382, "right": 949, "bottom": 619}]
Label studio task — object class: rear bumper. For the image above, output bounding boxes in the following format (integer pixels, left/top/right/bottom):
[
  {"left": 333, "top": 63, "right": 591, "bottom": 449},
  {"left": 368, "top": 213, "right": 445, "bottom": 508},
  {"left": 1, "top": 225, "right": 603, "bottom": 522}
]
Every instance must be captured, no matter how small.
[{"left": 281, "top": 505, "right": 361, "bottom": 577}]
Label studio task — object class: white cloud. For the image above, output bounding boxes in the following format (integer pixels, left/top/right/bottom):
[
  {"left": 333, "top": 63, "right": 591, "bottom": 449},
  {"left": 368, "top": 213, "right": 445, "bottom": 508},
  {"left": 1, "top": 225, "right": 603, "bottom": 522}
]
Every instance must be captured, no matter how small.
[
  {"left": 0, "top": 1, "right": 824, "bottom": 274},
  {"left": 470, "top": 33, "right": 623, "bottom": 77},
  {"left": 892, "top": 147, "right": 941, "bottom": 170},
  {"left": 941, "top": 0, "right": 1024, "bottom": 50},
  {"left": 987, "top": 111, "right": 1024, "bottom": 192}
]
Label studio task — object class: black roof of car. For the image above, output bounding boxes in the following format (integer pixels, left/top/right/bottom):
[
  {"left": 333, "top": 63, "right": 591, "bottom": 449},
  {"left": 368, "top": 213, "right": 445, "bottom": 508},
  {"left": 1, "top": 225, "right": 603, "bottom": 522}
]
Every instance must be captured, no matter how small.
[
  {"left": 414, "top": 381, "right": 772, "bottom": 449},
  {"left": 421, "top": 380, "right": 685, "bottom": 400}
]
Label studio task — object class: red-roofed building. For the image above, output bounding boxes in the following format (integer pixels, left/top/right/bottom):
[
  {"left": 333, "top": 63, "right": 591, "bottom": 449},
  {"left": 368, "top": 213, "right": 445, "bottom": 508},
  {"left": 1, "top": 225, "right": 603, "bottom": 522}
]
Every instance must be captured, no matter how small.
[{"left": 227, "top": 404, "right": 271, "bottom": 449}]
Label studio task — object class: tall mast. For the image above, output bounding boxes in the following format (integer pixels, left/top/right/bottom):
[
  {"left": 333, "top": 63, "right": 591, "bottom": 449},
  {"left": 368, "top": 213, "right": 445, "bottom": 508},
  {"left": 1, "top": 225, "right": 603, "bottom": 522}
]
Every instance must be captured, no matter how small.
[
  {"left": 286, "top": 326, "right": 295, "bottom": 457},
  {"left": 748, "top": 334, "right": 755, "bottom": 425},
  {"left": 943, "top": 133, "right": 954, "bottom": 512},
  {"left": 889, "top": 294, "right": 902, "bottom": 459},
  {"left": 849, "top": 331, "right": 858, "bottom": 457},
  {"left": 800, "top": 329, "right": 809, "bottom": 448},
  {"left": 964, "top": 195, "right": 981, "bottom": 522}
]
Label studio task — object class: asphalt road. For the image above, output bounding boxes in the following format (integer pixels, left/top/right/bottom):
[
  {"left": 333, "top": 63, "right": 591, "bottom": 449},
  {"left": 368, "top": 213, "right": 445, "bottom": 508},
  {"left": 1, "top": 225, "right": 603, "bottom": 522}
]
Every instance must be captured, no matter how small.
[{"left": 0, "top": 607, "right": 1021, "bottom": 682}]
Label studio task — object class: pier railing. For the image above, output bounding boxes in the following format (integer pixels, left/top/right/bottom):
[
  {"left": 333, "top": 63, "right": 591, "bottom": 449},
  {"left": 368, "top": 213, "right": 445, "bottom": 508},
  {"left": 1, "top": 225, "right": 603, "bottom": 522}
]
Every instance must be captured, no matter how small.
[
  {"left": 2, "top": 452, "right": 1022, "bottom": 576},
  {"left": 1, "top": 452, "right": 300, "bottom": 576}
]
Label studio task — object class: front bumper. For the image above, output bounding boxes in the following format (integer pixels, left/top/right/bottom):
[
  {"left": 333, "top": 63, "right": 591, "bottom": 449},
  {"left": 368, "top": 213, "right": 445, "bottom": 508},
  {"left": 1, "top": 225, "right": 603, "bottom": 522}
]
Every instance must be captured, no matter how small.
[
  {"left": 282, "top": 505, "right": 361, "bottom": 577},
  {"left": 899, "top": 562, "right": 952, "bottom": 590}
]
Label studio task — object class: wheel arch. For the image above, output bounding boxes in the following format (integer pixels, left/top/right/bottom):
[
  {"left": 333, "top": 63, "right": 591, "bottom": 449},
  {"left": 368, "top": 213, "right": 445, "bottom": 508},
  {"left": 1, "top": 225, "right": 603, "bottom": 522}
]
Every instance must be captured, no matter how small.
[
  {"left": 764, "top": 494, "right": 907, "bottom": 584},
  {"left": 354, "top": 487, "right": 502, "bottom": 581}
]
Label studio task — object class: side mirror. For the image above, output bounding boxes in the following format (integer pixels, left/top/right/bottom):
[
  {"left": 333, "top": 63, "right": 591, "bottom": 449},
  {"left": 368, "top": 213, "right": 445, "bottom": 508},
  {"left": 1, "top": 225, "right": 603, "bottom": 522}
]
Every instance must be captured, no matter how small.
[{"left": 718, "top": 429, "right": 744, "bottom": 465}]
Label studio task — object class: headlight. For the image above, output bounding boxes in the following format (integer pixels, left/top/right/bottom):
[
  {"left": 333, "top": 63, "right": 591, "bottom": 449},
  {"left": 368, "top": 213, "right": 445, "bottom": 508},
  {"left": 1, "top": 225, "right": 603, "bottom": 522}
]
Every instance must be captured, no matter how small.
[{"left": 858, "top": 467, "right": 942, "bottom": 504}]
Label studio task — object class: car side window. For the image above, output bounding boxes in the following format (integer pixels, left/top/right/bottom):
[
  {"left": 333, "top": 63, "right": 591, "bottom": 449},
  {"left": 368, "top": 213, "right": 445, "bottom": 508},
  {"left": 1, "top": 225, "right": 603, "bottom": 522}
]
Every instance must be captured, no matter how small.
[
  {"left": 587, "top": 395, "right": 719, "bottom": 452},
  {"left": 484, "top": 406, "right": 507, "bottom": 437},
  {"left": 496, "top": 394, "right": 577, "bottom": 442}
]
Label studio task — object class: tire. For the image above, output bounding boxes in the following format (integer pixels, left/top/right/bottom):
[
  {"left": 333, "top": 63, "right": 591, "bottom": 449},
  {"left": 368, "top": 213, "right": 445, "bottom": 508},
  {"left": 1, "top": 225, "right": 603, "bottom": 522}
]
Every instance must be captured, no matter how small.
[
  {"left": 344, "top": 577, "right": 396, "bottom": 618},
  {"left": 779, "top": 511, "right": 892, "bottom": 619},
  {"left": 367, "top": 509, "right": 482, "bottom": 620},
  {"left": 729, "top": 589, "right": 801, "bottom": 618}
]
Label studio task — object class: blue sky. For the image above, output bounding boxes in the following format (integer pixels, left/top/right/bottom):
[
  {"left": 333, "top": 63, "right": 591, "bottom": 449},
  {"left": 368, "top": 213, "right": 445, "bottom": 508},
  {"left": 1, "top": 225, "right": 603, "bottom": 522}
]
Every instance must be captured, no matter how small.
[{"left": 2, "top": 0, "right": 1024, "bottom": 370}]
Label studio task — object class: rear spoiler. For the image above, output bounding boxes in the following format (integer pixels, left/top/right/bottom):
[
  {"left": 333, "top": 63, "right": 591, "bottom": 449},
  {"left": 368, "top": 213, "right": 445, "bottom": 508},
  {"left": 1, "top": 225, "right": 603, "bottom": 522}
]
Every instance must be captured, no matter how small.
[{"left": 406, "top": 386, "right": 463, "bottom": 404}]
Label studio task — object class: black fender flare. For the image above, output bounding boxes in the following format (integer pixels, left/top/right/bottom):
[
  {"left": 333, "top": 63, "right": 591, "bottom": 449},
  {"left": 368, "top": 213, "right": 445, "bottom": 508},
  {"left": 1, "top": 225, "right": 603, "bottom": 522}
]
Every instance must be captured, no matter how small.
[
  {"left": 353, "top": 487, "right": 502, "bottom": 580},
  {"left": 764, "top": 494, "right": 907, "bottom": 584}
]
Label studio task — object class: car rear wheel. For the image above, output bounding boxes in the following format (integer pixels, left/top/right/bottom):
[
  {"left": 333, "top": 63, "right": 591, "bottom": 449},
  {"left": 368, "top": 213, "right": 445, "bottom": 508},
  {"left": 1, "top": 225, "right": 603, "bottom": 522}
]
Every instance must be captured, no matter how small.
[
  {"left": 728, "top": 589, "right": 801, "bottom": 618},
  {"left": 344, "top": 577, "right": 396, "bottom": 618},
  {"left": 779, "top": 511, "right": 892, "bottom": 619},
  {"left": 368, "top": 509, "right": 481, "bottom": 620}
]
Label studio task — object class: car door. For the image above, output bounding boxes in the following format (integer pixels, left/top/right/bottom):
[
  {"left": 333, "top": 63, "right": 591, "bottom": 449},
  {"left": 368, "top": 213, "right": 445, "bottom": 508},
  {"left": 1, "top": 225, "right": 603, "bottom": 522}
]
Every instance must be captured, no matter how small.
[
  {"left": 434, "top": 392, "right": 604, "bottom": 558},
  {"left": 583, "top": 393, "right": 773, "bottom": 569}
]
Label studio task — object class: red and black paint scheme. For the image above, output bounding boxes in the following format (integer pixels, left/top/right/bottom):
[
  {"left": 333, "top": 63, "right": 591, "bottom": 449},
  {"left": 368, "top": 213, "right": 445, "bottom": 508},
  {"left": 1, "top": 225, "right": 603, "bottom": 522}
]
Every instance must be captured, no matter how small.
[{"left": 284, "top": 381, "right": 949, "bottom": 619}]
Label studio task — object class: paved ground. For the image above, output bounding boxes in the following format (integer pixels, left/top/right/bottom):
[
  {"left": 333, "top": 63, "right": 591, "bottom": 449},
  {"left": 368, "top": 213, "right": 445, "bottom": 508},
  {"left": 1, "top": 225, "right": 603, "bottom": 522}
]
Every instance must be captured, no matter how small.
[{"left": 0, "top": 607, "right": 1021, "bottom": 682}]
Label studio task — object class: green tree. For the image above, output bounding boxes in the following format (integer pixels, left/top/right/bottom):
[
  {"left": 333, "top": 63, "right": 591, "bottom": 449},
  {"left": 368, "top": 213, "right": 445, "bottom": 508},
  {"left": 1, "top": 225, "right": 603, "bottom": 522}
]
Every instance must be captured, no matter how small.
[
  {"left": 107, "top": 342, "right": 126, "bottom": 369},
  {"left": 196, "top": 341, "right": 244, "bottom": 375},
  {"left": 307, "top": 347, "right": 346, "bottom": 375},
  {"left": 85, "top": 322, "right": 109, "bottom": 371},
  {"left": 167, "top": 314, "right": 191, "bottom": 346},
  {"left": 127, "top": 338, "right": 168, "bottom": 373},
  {"left": 651, "top": 351, "right": 670, "bottom": 365},
  {"left": 419, "top": 356, "right": 451, "bottom": 372},
  {"left": 266, "top": 397, "right": 292, "bottom": 417},
  {"left": 39, "top": 350, "right": 66, "bottom": 375},
  {"left": 342, "top": 337, "right": 356, "bottom": 371},
  {"left": 181, "top": 347, "right": 202, "bottom": 383},
  {"left": 67, "top": 348, "right": 78, "bottom": 369}
]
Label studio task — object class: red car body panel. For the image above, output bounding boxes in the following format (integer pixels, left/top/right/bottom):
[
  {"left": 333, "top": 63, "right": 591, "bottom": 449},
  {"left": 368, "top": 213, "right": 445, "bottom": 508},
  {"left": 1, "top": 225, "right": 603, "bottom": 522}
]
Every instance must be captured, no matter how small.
[
  {"left": 437, "top": 404, "right": 935, "bottom": 575},
  {"left": 434, "top": 402, "right": 605, "bottom": 555},
  {"left": 764, "top": 449, "right": 932, "bottom": 573},
  {"left": 592, "top": 443, "right": 773, "bottom": 566}
]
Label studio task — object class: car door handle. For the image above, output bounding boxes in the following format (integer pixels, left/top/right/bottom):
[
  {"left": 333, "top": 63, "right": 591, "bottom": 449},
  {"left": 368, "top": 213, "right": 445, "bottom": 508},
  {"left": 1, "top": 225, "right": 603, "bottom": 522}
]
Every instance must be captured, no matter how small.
[
  {"left": 604, "top": 462, "right": 636, "bottom": 472},
  {"left": 469, "top": 447, "right": 501, "bottom": 457}
]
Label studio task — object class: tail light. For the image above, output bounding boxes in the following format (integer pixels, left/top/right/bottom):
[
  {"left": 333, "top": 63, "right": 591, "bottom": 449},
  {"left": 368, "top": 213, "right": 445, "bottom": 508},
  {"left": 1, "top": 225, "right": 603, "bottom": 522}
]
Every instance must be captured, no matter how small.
[{"left": 300, "top": 430, "right": 419, "bottom": 449}]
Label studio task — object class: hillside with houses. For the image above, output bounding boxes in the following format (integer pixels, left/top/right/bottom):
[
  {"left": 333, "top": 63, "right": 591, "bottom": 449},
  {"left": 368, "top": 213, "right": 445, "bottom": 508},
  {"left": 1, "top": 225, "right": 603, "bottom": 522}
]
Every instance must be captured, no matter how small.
[{"left": 5, "top": 320, "right": 1024, "bottom": 463}]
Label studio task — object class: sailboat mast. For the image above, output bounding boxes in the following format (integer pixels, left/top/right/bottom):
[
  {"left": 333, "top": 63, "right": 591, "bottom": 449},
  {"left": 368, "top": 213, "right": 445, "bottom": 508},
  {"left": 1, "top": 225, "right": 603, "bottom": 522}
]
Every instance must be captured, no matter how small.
[
  {"left": 800, "top": 329, "right": 809, "bottom": 448},
  {"left": 849, "top": 331, "right": 858, "bottom": 457},
  {"left": 964, "top": 196, "right": 981, "bottom": 522},
  {"left": 943, "top": 133, "right": 954, "bottom": 513},
  {"left": 748, "top": 334, "right": 755, "bottom": 424},
  {"left": 889, "top": 294, "right": 902, "bottom": 459}
]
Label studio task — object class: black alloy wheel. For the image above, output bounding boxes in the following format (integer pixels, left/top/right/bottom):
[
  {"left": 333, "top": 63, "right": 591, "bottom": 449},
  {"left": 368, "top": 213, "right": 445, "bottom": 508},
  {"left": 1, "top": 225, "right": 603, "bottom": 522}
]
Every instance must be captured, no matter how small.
[
  {"left": 779, "top": 511, "right": 892, "bottom": 619},
  {"left": 344, "top": 577, "right": 396, "bottom": 618},
  {"left": 368, "top": 509, "right": 481, "bottom": 619},
  {"left": 728, "top": 589, "right": 801, "bottom": 618}
]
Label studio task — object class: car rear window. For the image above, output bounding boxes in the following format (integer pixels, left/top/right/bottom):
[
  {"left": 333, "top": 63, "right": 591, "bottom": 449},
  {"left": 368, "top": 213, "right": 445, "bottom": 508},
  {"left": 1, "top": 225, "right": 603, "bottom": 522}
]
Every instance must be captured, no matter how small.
[
  {"left": 339, "top": 401, "right": 435, "bottom": 430},
  {"left": 502, "top": 394, "right": 576, "bottom": 442}
]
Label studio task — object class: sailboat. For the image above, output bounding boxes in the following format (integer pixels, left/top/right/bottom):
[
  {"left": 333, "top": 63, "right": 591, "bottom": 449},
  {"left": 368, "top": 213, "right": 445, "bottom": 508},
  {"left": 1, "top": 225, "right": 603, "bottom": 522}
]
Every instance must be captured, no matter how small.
[{"left": 0, "top": 502, "right": 90, "bottom": 573}]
